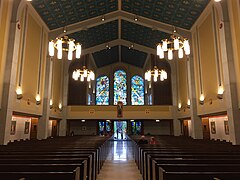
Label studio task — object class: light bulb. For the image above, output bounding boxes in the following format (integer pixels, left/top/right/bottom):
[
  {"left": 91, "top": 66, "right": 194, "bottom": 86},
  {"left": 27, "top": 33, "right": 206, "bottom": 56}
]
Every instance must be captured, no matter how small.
[
  {"left": 76, "top": 44, "right": 81, "bottom": 59},
  {"left": 178, "top": 48, "right": 184, "bottom": 59},
  {"left": 16, "top": 87, "right": 22, "bottom": 95},
  {"left": 56, "top": 39, "right": 62, "bottom": 59},
  {"left": 174, "top": 38, "right": 179, "bottom": 50},
  {"left": 168, "top": 49, "right": 173, "bottom": 60},
  {"left": 48, "top": 41, "right": 54, "bottom": 57},
  {"left": 36, "top": 94, "right": 40, "bottom": 102},
  {"left": 162, "top": 40, "right": 168, "bottom": 51}
]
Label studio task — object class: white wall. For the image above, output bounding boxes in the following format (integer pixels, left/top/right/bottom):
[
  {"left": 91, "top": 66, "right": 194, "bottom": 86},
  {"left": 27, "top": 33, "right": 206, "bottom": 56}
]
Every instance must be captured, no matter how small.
[
  {"left": 144, "top": 120, "right": 171, "bottom": 135},
  {"left": 209, "top": 116, "right": 230, "bottom": 142},
  {"left": 10, "top": 116, "right": 31, "bottom": 142}
]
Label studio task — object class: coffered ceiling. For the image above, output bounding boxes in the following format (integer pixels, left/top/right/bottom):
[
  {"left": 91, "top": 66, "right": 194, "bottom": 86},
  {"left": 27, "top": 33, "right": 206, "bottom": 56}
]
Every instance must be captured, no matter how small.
[{"left": 30, "top": 0, "right": 210, "bottom": 68}]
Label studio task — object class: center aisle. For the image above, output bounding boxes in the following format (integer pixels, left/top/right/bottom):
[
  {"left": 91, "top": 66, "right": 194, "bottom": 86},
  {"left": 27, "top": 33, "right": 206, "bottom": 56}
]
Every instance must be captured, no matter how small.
[{"left": 97, "top": 140, "right": 142, "bottom": 180}]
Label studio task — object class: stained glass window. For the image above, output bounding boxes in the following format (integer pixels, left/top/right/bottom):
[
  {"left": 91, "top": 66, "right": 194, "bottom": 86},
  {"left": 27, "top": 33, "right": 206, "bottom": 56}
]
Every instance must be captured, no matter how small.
[
  {"left": 99, "top": 121, "right": 105, "bottom": 135},
  {"left": 131, "top": 75, "right": 144, "bottom": 105},
  {"left": 96, "top": 75, "right": 109, "bottom": 105},
  {"left": 114, "top": 70, "right": 127, "bottom": 105}
]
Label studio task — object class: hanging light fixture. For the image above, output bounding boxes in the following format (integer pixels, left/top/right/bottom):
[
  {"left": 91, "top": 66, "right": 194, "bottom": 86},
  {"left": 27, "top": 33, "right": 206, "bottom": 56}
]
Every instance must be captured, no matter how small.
[
  {"left": 72, "top": 66, "right": 95, "bottom": 82},
  {"left": 48, "top": 36, "right": 82, "bottom": 60},
  {"left": 157, "top": 28, "right": 190, "bottom": 60},
  {"left": 144, "top": 66, "right": 167, "bottom": 82}
]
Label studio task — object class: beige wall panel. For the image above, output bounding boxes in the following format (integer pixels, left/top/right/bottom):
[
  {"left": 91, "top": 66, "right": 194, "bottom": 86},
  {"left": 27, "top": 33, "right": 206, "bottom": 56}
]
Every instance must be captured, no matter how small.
[
  {"left": 198, "top": 13, "right": 218, "bottom": 100},
  {"left": 22, "top": 14, "right": 41, "bottom": 102},
  {"left": 178, "top": 60, "right": 188, "bottom": 105},
  {"left": 230, "top": 0, "right": 240, "bottom": 105},
  {"left": 0, "top": 0, "right": 10, "bottom": 107},
  {"left": 67, "top": 105, "right": 172, "bottom": 119},
  {"left": 0, "top": 0, "right": 8, "bottom": 70},
  {"left": 192, "top": 31, "right": 201, "bottom": 99},
  {"left": 16, "top": 10, "right": 24, "bottom": 87},
  {"left": 52, "top": 59, "right": 62, "bottom": 106}
]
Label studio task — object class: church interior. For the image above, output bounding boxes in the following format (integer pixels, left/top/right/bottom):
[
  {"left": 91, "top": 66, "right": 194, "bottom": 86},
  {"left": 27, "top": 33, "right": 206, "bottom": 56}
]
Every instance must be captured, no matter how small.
[{"left": 0, "top": 0, "right": 240, "bottom": 179}]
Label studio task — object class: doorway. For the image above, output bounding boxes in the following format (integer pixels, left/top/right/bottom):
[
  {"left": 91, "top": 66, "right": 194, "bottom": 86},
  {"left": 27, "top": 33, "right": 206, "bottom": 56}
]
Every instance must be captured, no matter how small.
[{"left": 114, "top": 121, "right": 127, "bottom": 140}]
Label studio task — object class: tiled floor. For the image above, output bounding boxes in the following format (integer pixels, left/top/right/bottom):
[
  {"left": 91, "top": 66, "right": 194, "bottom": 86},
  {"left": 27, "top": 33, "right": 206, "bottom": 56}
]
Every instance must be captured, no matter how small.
[{"left": 97, "top": 140, "right": 142, "bottom": 180}]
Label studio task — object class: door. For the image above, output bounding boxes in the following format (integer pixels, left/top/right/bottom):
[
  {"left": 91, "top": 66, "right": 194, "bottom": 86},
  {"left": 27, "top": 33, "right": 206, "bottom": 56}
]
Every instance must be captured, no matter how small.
[
  {"left": 183, "top": 120, "right": 189, "bottom": 137},
  {"left": 51, "top": 120, "right": 58, "bottom": 137},
  {"left": 202, "top": 118, "right": 210, "bottom": 140},
  {"left": 30, "top": 118, "right": 38, "bottom": 139}
]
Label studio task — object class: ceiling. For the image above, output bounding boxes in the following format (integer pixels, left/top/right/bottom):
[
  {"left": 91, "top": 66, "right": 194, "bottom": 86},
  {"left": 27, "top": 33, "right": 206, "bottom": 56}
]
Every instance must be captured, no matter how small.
[{"left": 31, "top": 0, "right": 210, "bottom": 68}]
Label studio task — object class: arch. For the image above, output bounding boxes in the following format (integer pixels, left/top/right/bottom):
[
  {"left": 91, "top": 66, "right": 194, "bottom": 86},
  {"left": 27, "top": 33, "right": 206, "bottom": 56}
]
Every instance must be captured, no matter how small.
[
  {"left": 131, "top": 75, "right": 144, "bottom": 105},
  {"left": 96, "top": 75, "right": 109, "bottom": 105},
  {"left": 114, "top": 69, "right": 127, "bottom": 105}
]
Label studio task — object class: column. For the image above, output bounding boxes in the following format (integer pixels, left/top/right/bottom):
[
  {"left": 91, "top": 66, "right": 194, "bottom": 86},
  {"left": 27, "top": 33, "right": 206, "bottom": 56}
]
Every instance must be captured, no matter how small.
[
  {"left": 58, "top": 60, "right": 70, "bottom": 136},
  {"left": 0, "top": 0, "right": 21, "bottom": 145},
  {"left": 170, "top": 60, "right": 181, "bottom": 136},
  {"left": 187, "top": 55, "right": 203, "bottom": 139},
  {"left": 218, "top": 1, "right": 240, "bottom": 145},
  {"left": 37, "top": 57, "right": 53, "bottom": 139}
]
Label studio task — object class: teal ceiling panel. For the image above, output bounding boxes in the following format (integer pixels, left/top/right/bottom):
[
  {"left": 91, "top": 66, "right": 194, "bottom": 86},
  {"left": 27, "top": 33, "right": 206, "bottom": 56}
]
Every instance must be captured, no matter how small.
[
  {"left": 121, "top": 20, "right": 170, "bottom": 49},
  {"left": 68, "top": 20, "right": 118, "bottom": 49},
  {"left": 122, "top": 0, "right": 210, "bottom": 30},
  {"left": 31, "top": 0, "right": 118, "bottom": 30},
  {"left": 121, "top": 46, "right": 147, "bottom": 68},
  {"left": 92, "top": 46, "right": 119, "bottom": 68}
]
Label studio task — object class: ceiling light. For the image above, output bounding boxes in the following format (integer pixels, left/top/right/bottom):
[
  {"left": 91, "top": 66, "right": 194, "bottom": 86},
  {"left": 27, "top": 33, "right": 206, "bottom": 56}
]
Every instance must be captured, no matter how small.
[
  {"left": 101, "top": 16, "right": 105, "bottom": 22},
  {"left": 145, "top": 66, "right": 167, "bottom": 82},
  {"left": 157, "top": 28, "right": 190, "bottom": 60},
  {"left": 105, "top": 43, "right": 111, "bottom": 50},
  {"left": 81, "top": 120, "right": 86, "bottom": 122},
  {"left": 49, "top": 36, "right": 82, "bottom": 60},
  {"left": 72, "top": 66, "right": 95, "bottom": 82},
  {"left": 156, "top": 119, "right": 160, "bottom": 123},
  {"left": 214, "top": 0, "right": 221, "bottom": 2},
  {"left": 134, "top": 16, "right": 138, "bottom": 21},
  {"left": 130, "top": 120, "right": 134, "bottom": 122}
]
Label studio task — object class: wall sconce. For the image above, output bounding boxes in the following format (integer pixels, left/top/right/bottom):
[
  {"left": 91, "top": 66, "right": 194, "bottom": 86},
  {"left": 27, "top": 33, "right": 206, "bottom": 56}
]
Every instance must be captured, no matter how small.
[
  {"left": 49, "top": 99, "right": 53, "bottom": 109},
  {"left": 178, "top": 103, "right": 182, "bottom": 111},
  {"left": 156, "top": 119, "right": 160, "bottom": 123},
  {"left": 59, "top": 103, "right": 62, "bottom": 111},
  {"left": 199, "top": 94, "right": 204, "bottom": 105},
  {"left": 130, "top": 119, "right": 134, "bottom": 122},
  {"left": 81, "top": 119, "right": 86, "bottom": 123},
  {"left": 217, "top": 86, "right": 224, "bottom": 99},
  {"left": 187, "top": 99, "right": 190, "bottom": 109},
  {"left": 16, "top": 87, "right": 23, "bottom": 100},
  {"left": 36, "top": 94, "right": 41, "bottom": 105}
]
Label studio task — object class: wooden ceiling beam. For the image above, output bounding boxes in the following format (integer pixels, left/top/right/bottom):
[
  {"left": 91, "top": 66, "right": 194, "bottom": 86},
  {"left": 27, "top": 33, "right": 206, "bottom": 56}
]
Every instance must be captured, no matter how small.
[
  {"left": 49, "top": 10, "right": 191, "bottom": 40},
  {"left": 81, "top": 39, "right": 155, "bottom": 55}
]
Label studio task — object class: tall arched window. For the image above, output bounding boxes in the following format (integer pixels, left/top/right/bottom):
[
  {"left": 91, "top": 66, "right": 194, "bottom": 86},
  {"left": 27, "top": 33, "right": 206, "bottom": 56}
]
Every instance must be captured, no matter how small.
[
  {"left": 114, "top": 70, "right": 127, "bottom": 105},
  {"left": 96, "top": 75, "right": 109, "bottom": 105},
  {"left": 131, "top": 75, "right": 144, "bottom": 105}
]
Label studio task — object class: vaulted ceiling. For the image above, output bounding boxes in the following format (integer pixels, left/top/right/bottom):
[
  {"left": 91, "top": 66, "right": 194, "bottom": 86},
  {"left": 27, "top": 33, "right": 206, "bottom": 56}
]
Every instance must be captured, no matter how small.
[{"left": 31, "top": 0, "right": 210, "bottom": 68}]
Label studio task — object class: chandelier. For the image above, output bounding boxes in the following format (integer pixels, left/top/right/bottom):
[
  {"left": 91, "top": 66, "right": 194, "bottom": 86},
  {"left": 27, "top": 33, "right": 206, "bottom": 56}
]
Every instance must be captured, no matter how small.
[
  {"left": 72, "top": 66, "right": 95, "bottom": 82},
  {"left": 48, "top": 36, "right": 82, "bottom": 60},
  {"left": 145, "top": 66, "right": 167, "bottom": 82},
  {"left": 157, "top": 34, "right": 190, "bottom": 60}
]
